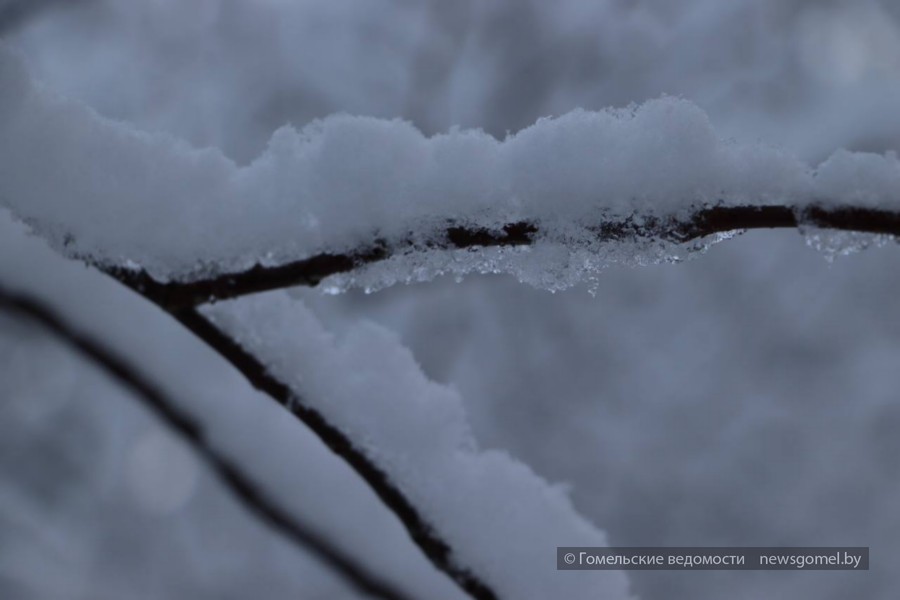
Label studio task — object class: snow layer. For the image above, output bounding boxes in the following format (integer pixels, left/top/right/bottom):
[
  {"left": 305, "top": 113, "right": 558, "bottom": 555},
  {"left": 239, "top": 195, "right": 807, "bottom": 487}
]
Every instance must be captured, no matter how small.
[
  {"left": 203, "top": 293, "right": 633, "bottom": 600},
  {"left": 0, "top": 212, "right": 467, "bottom": 600},
  {"left": 1, "top": 43, "right": 897, "bottom": 290}
]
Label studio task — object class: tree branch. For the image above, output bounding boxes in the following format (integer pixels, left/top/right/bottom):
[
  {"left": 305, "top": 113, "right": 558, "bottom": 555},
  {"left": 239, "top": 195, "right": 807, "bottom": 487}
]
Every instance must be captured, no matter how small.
[
  {"left": 0, "top": 284, "right": 418, "bottom": 600},
  {"left": 106, "top": 204, "right": 900, "bottom": 311},
  {"left": 173, "top": 307, "right": 499, "bottom": 600}
]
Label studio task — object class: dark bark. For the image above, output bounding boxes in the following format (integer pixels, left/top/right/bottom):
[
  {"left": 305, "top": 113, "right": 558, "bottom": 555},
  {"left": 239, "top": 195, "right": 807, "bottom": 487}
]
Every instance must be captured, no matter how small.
[
  {"left": 107, "top": 204, "right": 900, "bottom": 311},
  {"left": 174, "top": 307, "right": 498, "bottom": 600}
]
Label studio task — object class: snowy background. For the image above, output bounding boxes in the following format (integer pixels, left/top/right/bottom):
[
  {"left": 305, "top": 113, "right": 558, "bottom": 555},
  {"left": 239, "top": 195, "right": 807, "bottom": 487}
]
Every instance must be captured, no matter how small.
[{"left": 2, "top": 0, "right": 899, "bottom": 598}]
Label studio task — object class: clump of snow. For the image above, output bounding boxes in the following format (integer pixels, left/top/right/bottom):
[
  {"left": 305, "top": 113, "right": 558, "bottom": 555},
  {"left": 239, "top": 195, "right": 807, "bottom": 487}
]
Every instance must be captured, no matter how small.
[
  {"left": 1, "top": 43, "right": 898, "bottom": 291},
  {"left": 503, "top": 103, "right": 806, "bottom": 217},
  {"left": 203, "top": 293, "right": 633, "bottom": 600},
  {"left": 813, "top": 149, "right": 900, "bottom": 208}
]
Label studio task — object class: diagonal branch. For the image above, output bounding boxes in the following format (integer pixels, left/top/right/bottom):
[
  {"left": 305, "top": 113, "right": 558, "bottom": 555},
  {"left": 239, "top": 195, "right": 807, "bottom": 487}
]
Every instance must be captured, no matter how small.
[
  {"left": 106, "top": 204, "right": 900, "bottom": 311},
  {"left": 0, "top": 284, "right": 417, "bottom": 600},
  {"left": 172, "top": 307, "right": 499, "bottom": 600}
]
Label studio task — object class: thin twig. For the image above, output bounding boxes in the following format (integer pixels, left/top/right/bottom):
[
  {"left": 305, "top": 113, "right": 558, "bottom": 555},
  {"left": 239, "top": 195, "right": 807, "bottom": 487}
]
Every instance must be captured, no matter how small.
[
  {"left": 106, "top": 204, "right": 900, "bottom": 311},
  {"left": 0, "top": 284, "right": 417, "bottom": 600}
]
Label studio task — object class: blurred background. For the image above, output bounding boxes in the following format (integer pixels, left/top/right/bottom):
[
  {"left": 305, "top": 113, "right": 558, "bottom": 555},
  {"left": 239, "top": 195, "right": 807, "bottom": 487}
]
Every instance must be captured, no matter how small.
[{"left": 2, "top": 0, "right": 900, "bottom": 598}]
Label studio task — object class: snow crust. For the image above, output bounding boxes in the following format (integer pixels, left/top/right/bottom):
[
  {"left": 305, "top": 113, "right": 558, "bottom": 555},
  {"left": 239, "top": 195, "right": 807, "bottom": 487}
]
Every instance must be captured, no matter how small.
[
  {"left": 1, "top": 43, "right": 897, "bottom": 292},
  {"left": 203, "top": 293, "right": 633, "bottom": 600}
]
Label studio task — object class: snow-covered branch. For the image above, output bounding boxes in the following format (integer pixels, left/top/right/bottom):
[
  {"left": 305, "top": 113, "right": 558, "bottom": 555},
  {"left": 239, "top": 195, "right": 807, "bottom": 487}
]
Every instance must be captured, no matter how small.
[
  {"left": 3, "top": 42, "right": 899, "bottom": 294},
  {"left": 172, "top": 306, "right": 501, "bottom": 600},
  {"left": 0, "top": 284, "right": 417, "bottom": 600},
  {"left": 188, "top": 294, "right": 630, "bottom": 600}
]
